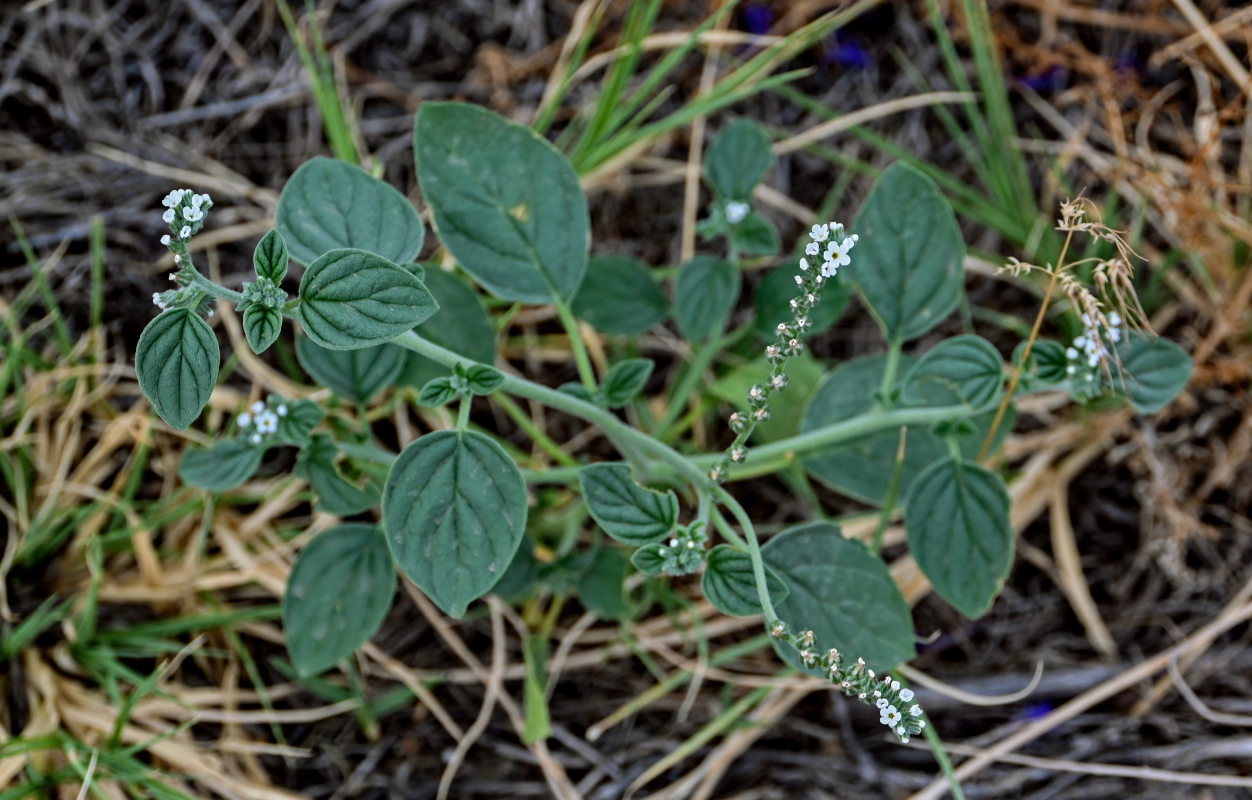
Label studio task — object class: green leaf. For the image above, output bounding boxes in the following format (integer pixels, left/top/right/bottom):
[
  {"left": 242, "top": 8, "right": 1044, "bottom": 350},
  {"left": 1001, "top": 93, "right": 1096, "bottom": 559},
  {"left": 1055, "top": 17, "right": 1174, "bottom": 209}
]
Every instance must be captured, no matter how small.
[
  {"left": 383, "top": 430, "right": 528, "bottom": 618},
  {"left": 601, "top": 358, "right": 653, "bottom": 407},
  {"left": 578, "top": 463, "right": 679, "bottom": 546},
  {"left": 571, "top": 255, "right": 668, "bottom": 336},
  {"left": 1114, "top": 332, "right": 1192, "bottom": 413},
  {"left": 673, "top": 255, "right": 739, "bottom": 341},
  {"left": 283, "top": 523, "right": 396, "bottom": 676},
  {"left": 902, "top": 334, "right": 1004, "bottom": 408},
  {"left": 396, "top": 267, "right": 496, "bottom": 388},
  {"left": 464, "top": 364, "right": 504, "bottom": 395},
  {"left": 1014, "top": 339, "right": 1069, "bottom": 389},
  {"left": 701, "top": 545, "right": 789, "bottom": 617},
  {"left": 178, "top": 439, "right": 263, "bottom": 491},
  {"left": 296, "top": 337, "right": 404, "bottom": 404},
  {"left": 253, "top": 229, "right": 289, "bottom": 283},
  {"left": 730, "top": 212, "right": 780, "bottom": 256},
  {"left": 276, "top": 157, "right": 425, "bottom": 266},
  {"left": 852, "top": 162, "right": 965, "bottom": 343},
  {"left": 904, "top": 457, "right": 1013, "bottom": 619},
  {"left": 630, "top": 544, "right": 666, "bottom": 576},
  {"left": 762, "top": 522, "right": 915, "bottom": 671},
  {"left": 417, "top": 377, "right": 459, "bottom": 407},
  {"left": 274, "top": 398, "right": 324, "bottom": 447},
  {"left": 295, "top": 434, "right": 379, "bottom": 515},
  {"left": 753, "top": 266, "right": 851, "bottom": 340},
  {"left": 415, "top": 102, "right": 589, "bottom": 303},
  {"left": 704, "top": 118, "right": 774, "bottom": 201},
  {"left": 243, "top": 305, "right": 283, "bottom": 355},
  {"left": 576, "top": 548, "right": 631, "bottom": 621},
  {"left": 136, "top": 309, "right": 220, "bottom": 430},
  {"left": 296, "top": 248, "right": 438, "bottom": 350},
  {"left": 800, "top": 354, "right": 1011, "bottom": 505}
]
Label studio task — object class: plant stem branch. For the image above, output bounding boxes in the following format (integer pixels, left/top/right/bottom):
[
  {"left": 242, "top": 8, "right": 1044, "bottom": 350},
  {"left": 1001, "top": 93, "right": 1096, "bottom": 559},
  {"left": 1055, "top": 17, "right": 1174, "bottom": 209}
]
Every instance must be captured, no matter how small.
[{"left": 551, "top": 295, "right": 598, "bottom": 390}]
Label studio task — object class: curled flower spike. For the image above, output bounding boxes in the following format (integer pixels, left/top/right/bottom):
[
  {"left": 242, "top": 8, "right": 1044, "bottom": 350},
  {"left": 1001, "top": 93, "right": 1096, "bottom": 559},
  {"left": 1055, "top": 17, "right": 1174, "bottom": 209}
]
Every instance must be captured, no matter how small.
[
  {"left": 771, "top": 623, "right": 925, "bottom": 743},
  {"left": 711, "top": 219, "right": 857, "bottom": 485},
  {"left": 725, "top": 201, "right": 750, "bottom": 224}
]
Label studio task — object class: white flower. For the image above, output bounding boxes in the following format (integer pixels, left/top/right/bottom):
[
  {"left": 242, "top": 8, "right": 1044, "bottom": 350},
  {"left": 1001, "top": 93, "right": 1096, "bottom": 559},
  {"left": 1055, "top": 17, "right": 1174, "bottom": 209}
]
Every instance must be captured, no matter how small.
[
  {"left": 179, "top": 226, "right": 191, "bottom": 239},
  {"left": 237, "top": 413, "right": 252, "bottom": 428},
  {"left": 173, "top": 255, "right": 181, "bottom": 264},
  {"left": 276, "top": 404, "right": 288, "bottom": 417},
  {"left": 250, "top": 433, "right": 262, "bottom": 445},
  {"left": 881, "top": 707, "right": 902, "bottom": 726},
  {"left": 162, "top": 189, "right": 186, "bottom": 208},
  {"left": 250, "top": 401, "right": 266, "bottom": 415},
  {"left": 182, "top": 206, "right": 203, "bottom": 222},
  {"left": 168, "top": 274, "right": 177, "bottom": 281},
  {"left": 876, "top": 698, "right": 889, "bottom": 709},
  {"left": 152, "top": 292, "right": 166, "bottom": 310},
  {"left": 899, "top": 688, "right": 914, "bottom": 702},
  {"left": 160, "top": 234, "right": 171, "bottom": 246},
  {"left": 890, "top": 680, "right": 900, "bottom": 692},
  {"left": 256, "top": 410, "right": 278, "bottom": 433},
  {"left": 910, "top": 704, "right": 922, "bottom": 716},
  {"left": 805, "top": 241, "right": 820, "bottom": 256},
  {"left": 794, "top": 275, "right": 804, "bottom": 286},
  {"left": 896, "top": 727, "right": 909, "bottom": 742},
  {"left": 669, "top": 538, "right": 678, "bottom": 548},
  {"left": 826, "top": 240, "right": 852, "bottom": 270},
  {"left": 725, "top": 201, "right": 750, "bottom": 224},
  {"left": 162, "top": 209, "right": 175, "bottom": 224},
  {"left": 1066, "top": 347, "right": 1079, "bottom": 359},
  {"left": 799, "top": 257, "right": 810, "bottom": 272},
  {"left": 809, "top": 223, "right": 829, "bottom": 242}
]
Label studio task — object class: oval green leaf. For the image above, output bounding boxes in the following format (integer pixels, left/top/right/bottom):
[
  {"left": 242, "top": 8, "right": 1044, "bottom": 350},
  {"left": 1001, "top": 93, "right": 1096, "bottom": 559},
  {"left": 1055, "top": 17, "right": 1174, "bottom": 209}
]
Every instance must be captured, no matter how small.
[
  {"left": 704, "top": 118, "right": 774, "bottom": 201},
  {"left": 902, "top": 334, "right": 1004, "bottom": 409},
  {"left": 296, "top": 336, "right": 404, "bottom": 404},
  {"left": 178, "top": 439, "right": 263, "bottom": 491},
  {"left": 673, "top": 255, "right": 739, "bottom": 341},
  {"left": 243, "top": 304, "right": 283, "bottom": 355},
  {"left": 136, "top": 309, "right": 220, "bottom": 430},
  {"left": 253, "top": 229, "right": 289, "bottom": 283},
  {"left": 276, "top": 157, "right": 424, "bottom": 266},
  {"left": 852, "top": 162, "right": 965, "bottom": 342},
  {"left": 730, "top": 212, "right": 780, "bottom": 256},
  {"left": 383, "top": 430, "right": 528, "bottom": 618},
  {"left": 283, "top": 523, "right": 396, "bottom": 676},
  {"left": 578, "top": 463, "right": 679, "bottom": 546},
  {"left": 601, "top": 358, "right": 653, "bottom": 407},
  {"left": 701, "top": 544, "right": 789, "bottom": 618},
  {"left": 575, "top": 548, "right": 631, "bottom": 621},
  {"left": 571, "top": 255, "right": 668, "bottom": 336},
  {"left": 296, "top": 248, "right": 438, "bottom": 350},
  {"left": 762, "top": 522, "right": 916, "bottom": 671},
  {"left": 415, "top": 102, "right": 589, "bottom": 303},
  {"left": 1114, "top": 332, "right": 1192, "bottom": 413},
  {"left": 904, "top": 457, "right": 1013, "bottom": 619}
]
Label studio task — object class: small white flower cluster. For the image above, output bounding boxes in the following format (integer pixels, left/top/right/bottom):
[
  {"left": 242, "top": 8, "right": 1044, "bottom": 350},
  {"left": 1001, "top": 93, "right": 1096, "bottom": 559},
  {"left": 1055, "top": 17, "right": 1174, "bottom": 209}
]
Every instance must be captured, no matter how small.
[
  {"left": 1066, "top": 311, "right": 1124, "bottom": 376},
  {"left": 160, "top": 189, "right": 212, "bottom": 243},
  {"left": 801, "top": 223, "right": 859, "bottom": 278},
  {"left": 237, "top": 399, "right": 288, "bottom": 445},
  {"left": 725, "top": 200, "right": 750, "bottom": 225}
]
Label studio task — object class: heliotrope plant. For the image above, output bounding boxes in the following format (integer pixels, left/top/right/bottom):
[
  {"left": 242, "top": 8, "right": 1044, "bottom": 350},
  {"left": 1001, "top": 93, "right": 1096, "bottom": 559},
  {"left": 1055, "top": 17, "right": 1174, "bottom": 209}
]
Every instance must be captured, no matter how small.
[{"left": 133, "top": 104, "right": 1192, "bottom": 746}]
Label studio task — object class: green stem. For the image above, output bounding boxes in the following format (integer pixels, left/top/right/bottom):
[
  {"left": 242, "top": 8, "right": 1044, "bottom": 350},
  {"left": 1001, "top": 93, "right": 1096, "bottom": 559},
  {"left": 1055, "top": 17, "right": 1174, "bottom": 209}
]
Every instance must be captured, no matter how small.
[
  {"left": 689, "top": 404, "right": 975, "bottom": 477},
  {"left": 712, "top": 484, "right": 778, "bottom": 625},
  {"left": 879, "top": 337, "right": 902, "bottom": 404},
  {"left": 187, "top": 270, "right": 245, "bottom": 304},
  {"left": 870, "top": 427, "right": 907, "bottom": 555},
  {"left": 552, "top": 295, "right": 598, "bottom": 390},
  {"left": 456, "top": 395, "right": 471, "bottom": 431}
]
